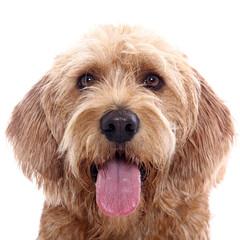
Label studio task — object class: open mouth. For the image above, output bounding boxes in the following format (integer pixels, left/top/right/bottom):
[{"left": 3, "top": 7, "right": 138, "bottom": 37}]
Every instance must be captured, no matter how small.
[
  {"left": 90, "top": 152, "right": 151, "bottom": 217},
  {"left": 90, "top": 154, "right": 150, "bottom": 183}
]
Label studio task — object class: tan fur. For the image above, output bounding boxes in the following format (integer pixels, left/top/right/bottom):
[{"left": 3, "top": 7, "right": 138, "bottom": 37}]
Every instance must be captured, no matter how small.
[{"left": 6, "top": 25, "right": 234, "bottom": 240}]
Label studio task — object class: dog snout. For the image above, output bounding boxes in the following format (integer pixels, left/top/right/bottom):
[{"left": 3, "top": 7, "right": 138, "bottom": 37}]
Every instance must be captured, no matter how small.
[{"left": 100, "top": 109, "right": 140, "bottom": 143}]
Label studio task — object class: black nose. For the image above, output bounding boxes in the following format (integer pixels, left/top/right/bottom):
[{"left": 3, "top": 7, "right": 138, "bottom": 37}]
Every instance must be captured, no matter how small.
[{"left": 100, "top": 109, "right": 140, "bottom": 143}]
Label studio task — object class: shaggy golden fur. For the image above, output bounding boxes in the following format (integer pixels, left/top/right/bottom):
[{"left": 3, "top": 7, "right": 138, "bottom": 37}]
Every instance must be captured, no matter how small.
[{"left": 6, "top": 25, "right": 234, "bottom": 240}]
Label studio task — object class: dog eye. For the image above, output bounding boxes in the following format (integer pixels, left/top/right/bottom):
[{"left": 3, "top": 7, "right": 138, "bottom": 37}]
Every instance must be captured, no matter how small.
[
  {"left": 143, "top": 74, "right": 164, "bottom": 90},
  {"left": 77, "top": 74, "right": 96, "bottom": 89}
]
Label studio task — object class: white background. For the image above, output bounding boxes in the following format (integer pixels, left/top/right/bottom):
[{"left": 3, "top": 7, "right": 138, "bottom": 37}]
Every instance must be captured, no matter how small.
[{"left": 0, "top": 0, "right": 239, "bottom": 239}]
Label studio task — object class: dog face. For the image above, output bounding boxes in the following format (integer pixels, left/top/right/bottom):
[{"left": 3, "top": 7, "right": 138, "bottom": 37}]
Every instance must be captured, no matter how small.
[{"left": 6, "top": 25, "right": 234, "bottom": 223}]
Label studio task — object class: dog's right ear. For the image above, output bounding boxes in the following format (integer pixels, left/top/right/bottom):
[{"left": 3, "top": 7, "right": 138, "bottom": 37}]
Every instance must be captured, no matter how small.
[{"left": 6, "top": 75, "right": 63, "bottom": 186}]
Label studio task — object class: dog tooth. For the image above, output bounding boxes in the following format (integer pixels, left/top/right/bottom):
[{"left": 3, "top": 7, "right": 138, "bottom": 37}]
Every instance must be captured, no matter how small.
[{"left": 134, "top": 159, "right": 140, "bottom": 166}]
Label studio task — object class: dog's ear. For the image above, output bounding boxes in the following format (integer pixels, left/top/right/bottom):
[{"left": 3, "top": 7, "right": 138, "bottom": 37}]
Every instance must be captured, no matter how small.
[
  {"left": 6, "top": 75, "right": 63, "bottom": 186},
  {"left": 171, "top": 69, "right": 235, "bottom": 184}
]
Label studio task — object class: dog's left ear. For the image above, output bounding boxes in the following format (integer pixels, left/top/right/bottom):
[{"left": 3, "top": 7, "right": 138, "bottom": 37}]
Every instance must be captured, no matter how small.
[
  {"left": 172, "top": 69, "right": 235, "bottom": 184},
  {"left": 6, "top": 75, "right": 63, "bottom": 186}
]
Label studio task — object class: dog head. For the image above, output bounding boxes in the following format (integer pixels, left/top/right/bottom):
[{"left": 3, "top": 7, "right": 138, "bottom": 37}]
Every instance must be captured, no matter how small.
[{"left": 6, "top": 25, "right": 234, "bottom": 220}]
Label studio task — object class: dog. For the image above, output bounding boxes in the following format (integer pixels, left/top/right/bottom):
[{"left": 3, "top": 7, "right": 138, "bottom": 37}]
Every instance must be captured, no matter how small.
[{"left": 6, "top": 25, "right": 234, "bottom": 240}]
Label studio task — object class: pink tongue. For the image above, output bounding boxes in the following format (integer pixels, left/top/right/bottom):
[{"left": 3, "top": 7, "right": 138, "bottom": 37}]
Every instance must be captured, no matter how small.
[{"left": 96, "top": 158, "right": 141, "bottom": 217}]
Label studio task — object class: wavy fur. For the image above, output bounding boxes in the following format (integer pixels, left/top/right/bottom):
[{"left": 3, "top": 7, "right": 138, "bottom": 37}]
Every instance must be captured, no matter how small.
[{"left": 6, "top": 25, "right": 234, "bottom": 240}]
